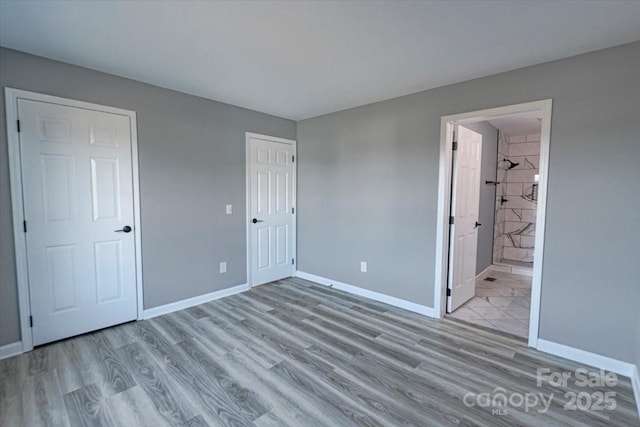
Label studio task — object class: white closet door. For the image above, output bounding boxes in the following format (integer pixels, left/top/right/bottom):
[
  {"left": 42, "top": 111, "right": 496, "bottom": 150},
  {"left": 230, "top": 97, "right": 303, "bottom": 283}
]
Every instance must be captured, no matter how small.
[
  {"left": 19, "top": 99, "right": 137, "bottom": 345},
  {"left": 249, "top": 135, "right": 295, "bottom": 286}
]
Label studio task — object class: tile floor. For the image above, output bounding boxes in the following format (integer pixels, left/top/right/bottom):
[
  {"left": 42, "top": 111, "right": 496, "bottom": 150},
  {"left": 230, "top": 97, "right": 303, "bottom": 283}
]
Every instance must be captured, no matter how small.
[{"left": 448, "top": 270, "right": 532, "bottom": 338}]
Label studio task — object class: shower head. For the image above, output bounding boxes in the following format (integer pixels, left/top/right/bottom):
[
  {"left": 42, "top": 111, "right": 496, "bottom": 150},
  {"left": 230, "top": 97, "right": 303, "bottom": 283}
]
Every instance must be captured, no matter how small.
[{"left": 503, "top": 159, "right": 519, "bottom": 170}]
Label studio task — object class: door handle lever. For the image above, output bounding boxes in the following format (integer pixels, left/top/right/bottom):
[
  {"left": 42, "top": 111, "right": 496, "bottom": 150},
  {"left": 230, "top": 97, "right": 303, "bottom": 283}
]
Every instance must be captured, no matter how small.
[
  {"left": 474, "top": 221, "right": 482, "bottom": 228},
  {"left": 252, "top": 218, "right": 264, "bottom": 224},
  {"left": 115, "top": 225, "right": 132, "bottom": 233}
]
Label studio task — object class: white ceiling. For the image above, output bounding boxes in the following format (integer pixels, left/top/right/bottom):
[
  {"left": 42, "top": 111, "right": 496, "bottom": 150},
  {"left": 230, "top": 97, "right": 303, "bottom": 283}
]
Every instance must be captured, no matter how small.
[
  {"left": 489, "top": 112, "right": 542, "bottom": 136},
  {"left": 1, "top": 1, "right": 639, "bottom": 120}
]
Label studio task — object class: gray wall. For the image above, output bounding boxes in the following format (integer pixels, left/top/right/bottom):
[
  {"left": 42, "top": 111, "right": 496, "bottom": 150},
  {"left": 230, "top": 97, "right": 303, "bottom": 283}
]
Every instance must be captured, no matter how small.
[
  {"left": 0, "top": 47, "right": 295, "bottom": 346},
  {"left": 459, "top": 122, "right": 498, "bottom": 275},
  {"left": 297, "top": 42, "right": 640, "bottom": 364},
  {"left": 637, "top": 317, "right": 640, "bottom": 378}
]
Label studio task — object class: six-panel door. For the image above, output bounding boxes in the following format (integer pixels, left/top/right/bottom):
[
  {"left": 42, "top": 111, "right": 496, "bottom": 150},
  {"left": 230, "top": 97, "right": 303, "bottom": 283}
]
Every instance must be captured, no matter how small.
[
  {"left": 249, "top": 136, "right": 295, "bottom": 286},
  {"left": 447, "top": 125, "right": 482, "bottom": 312},
  {"left": 19, "top": 99, "right": 137, "bottom": 345}
]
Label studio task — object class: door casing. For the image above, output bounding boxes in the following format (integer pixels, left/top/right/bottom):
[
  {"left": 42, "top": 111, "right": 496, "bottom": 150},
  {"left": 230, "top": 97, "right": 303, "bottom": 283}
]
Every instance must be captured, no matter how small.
[
  {"left": 5, "top": 88, "right": 143, "bottom": 353},
  {"left": 245, "top": 132, "right": 297, "bottom": 287},
  {"left": 434, "top": 99, "right": 552, "bottom": 348}
]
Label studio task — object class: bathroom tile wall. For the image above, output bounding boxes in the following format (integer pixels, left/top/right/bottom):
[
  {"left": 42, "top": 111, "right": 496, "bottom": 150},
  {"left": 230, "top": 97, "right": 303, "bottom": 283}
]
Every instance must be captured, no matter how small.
[
  {"left": 493, "top": 131, "right": 509, "bottom": 262},
  {"left": 493, "top": 131, "right": 540, "bottom": 264}
]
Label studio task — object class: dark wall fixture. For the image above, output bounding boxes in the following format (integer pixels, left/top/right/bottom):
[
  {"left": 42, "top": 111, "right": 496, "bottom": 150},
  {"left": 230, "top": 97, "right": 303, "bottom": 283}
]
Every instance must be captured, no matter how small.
[{"left": 502, "top": 159, "right": 519, "bottom": 169}]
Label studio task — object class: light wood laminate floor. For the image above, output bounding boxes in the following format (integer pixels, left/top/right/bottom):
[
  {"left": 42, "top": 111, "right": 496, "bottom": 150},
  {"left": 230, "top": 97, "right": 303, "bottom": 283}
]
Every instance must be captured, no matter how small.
[{"left": 1, "top": 277, "right": 638, "bottom": 426}]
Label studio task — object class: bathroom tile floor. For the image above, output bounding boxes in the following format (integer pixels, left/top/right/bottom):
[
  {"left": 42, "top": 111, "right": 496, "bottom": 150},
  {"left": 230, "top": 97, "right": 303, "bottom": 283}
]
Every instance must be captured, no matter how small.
[{"left": 448, "top": 270, "right": 532, "bottom": 338}]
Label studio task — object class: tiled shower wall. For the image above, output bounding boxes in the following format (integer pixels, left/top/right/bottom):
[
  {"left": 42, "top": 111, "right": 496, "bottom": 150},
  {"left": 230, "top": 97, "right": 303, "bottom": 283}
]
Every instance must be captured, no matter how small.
[
  {"left": 492, "top": 131, "right": 508, "bottom": 262},
  {"left": 493, "top": 131, "right": 540, "bottom": 264}
]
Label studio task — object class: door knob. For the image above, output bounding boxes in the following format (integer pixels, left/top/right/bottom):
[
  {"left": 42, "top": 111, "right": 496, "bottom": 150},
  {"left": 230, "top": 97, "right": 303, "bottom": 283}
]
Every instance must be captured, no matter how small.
[
  {"left": 474, "top": 221, "right": 482, "bottom": 228},
  {"left": 252, "top": 218, "right": 264, "bottom": 224},
  {"left": 115, "top": 225, "right": 132, "bottom": 233}
]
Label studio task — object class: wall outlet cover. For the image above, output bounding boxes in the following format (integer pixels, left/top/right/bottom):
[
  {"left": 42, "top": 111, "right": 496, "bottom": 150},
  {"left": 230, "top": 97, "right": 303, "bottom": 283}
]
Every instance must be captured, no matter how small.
[
  {"left": 360, "top": 261, "right": 367, "bottom": 273},
  {"left": 220, "top": 262, "right": 227, "bottom": 273}
]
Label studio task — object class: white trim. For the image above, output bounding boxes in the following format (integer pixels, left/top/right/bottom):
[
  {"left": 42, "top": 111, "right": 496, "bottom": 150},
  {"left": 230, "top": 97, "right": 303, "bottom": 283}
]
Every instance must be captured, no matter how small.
[
  {"left": 491, "top": 262, "right": 534, "bottom": 277},
  {"left": 433, "top": 121, "right": 453, "bottom": 322},
  {"left": 143, "top": 283, "right": 249, "bottom": 319},
  {"left": 5, "top": 89, "right": 32, "bottom": 352},
  {"left": 4, "top": 88, "right": 144, "bottom": 353},
  {"left": 537, "top": 339, "right": 640, "bottom": 418},
  {"left": 246, "top": 132, "right": 297, "bottom": 146},
  {"left": 527, "top": 100, "right": 552, "bottom": 347},
  {"left": 475, "top": 265, "right": 494, "bottom": 280},
  {"left": 245, "top": 132, "right": 297, "bottom": 288},
  {"left": 0, "top": 341, "right": 23, "bottom": 360},
  {"left": 631, "top": 366, "right": 640, "bottom": 421},
  {"left": 129, "top": 113, "right": 145, "bottom": 320},
  {"left": 296, "top": 271, "right": 439, "bottom": 318},
  {"left": 537, "top": 339, "right": 637, "bottom": 377},
  {"left": 433, "top": 99, "right": 552, "bottom": 350}
]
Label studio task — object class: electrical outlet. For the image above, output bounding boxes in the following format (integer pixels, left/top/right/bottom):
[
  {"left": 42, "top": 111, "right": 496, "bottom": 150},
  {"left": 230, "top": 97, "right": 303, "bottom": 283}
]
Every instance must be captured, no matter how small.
[
  {"left": 225, "top": 204, "right": 232, "bottom": 214},
  {"left": 219, "top": 262, "right": 227, "bottom": 273},
  {"left": 360, "top": 261, "right": 367, "bottom": 273}
]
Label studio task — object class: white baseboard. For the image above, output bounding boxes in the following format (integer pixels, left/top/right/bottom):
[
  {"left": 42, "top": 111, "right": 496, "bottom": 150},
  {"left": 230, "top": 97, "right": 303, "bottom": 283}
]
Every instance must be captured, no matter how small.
[
  {"left": 295, "top": 271, "right": 438, "bottom": 318},
  {"left": 535, "top": 340, "right": 640, "bottom": 417},
  {"left": 491, "top": 263, "right": 533, "bottom": 277},
  {"left": 0, "top": 341, "right": 23, "bottom": 360},
  {"left": 475, "top": 265, "right": 493, "bottom": 280},
  {"left": 143, "top": 283, "right": 250, "bottom": 319},
  {"left": 537, "top": 339, "right": 636, "bottom": 377}
]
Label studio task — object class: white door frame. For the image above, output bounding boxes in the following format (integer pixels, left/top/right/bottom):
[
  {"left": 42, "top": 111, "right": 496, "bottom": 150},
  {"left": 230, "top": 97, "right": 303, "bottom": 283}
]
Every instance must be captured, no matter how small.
[
  {"left": 5, "top": 88, "right": 144, "bottom": 353},
  {"left": 245, "top": 132, "right": 297, "bottom": 287},
  {"left": 433, "top": 99, "right": 552, "bottom": 348}
]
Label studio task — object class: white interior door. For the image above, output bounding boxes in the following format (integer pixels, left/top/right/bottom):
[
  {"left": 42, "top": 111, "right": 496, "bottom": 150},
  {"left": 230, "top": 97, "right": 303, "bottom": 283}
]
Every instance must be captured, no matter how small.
[
  {"left": 447, "top": 124, "right": 482, "bottom": 312},
  {"left": 19, "top": 99, "right": 138, "bottom": 346},
  {"left": 248, "top": 135, "right": 295, "bottom": 286}
]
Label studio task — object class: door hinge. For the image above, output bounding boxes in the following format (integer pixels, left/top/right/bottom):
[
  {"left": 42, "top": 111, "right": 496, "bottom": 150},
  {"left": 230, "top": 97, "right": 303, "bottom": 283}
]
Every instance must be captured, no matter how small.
[
  {"left": 292, "top": 155, "right": 295, "bottom": 163},
  {"left": 452, "top": 140, "right": 458, "bottom": 151},
  {"left": 29, "top": 315, "right": 33, "bottom": 327},
  {"left": 17, "top": 120, "right": 21, "bottom": 133},
  {"left": 449, "top": 216, "right": 455, "bottom": 225},
  {"left": 446, "top": 288, "right": 451, "bottom": 297},
  {"left": 292, "top": 258, "right": 295, "bottom": 265},
  {"left": 23, "top": 220, "right": 27, "bottom": 233},
  {"left": 292, "top": 207, "right": 295, "bottom": 214}
]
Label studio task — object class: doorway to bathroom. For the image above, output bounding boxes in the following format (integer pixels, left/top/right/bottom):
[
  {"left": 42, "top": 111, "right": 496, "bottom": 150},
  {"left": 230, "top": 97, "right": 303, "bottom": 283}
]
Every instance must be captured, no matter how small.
[
  {"left": 434, "top": 100, "right": 552, "bottom": 347},
  {"left": 489, "top": 114, "right": 542, "bottom": 276}
]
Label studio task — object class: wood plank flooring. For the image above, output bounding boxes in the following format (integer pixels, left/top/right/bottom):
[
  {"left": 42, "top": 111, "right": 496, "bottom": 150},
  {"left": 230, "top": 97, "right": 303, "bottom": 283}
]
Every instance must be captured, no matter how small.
[{"left": 1, "top": 277, "right": 638, "bottom": 426}]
